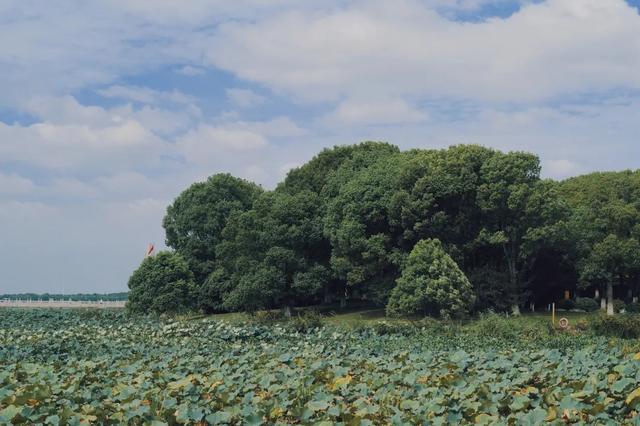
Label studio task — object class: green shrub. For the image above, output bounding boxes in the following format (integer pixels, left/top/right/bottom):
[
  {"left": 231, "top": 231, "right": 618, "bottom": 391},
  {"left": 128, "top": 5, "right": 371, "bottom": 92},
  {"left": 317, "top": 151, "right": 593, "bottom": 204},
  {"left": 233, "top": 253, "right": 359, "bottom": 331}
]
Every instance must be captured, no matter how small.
[
  {"left": 575, "top": 297, "right": 599, "bottom": 312},
  {"left": 467, "top": 267, "right": 512, "bottom": 313},
  {"left": 626, "top": 302, "right": 640, "bottom": 313},
  {"left": 556, "top": 299, "right": 575, "bottom": 310},
  {"left": 470, "top": 311, "right": 547, "bottom": 341},
  {"left": 613, "top": 299, "right": 626, "bottom": 313},
  {"left": 287, "top": 311, "right": 323, "bottom": 332},
  {"left": 591, "top": 314, "right": 640, "bottom": 339},
  {"left": 126, "top": 251, "right": 196, "bottom": 315},
  {"left": 575, "top": 318, "right": 589, "bottom": 331},
  {"left": 250, "top": 310, "right": 286, "bottom": 324},
  {"left": 386, "top": 239, "right": 475, "bottom": 319}
]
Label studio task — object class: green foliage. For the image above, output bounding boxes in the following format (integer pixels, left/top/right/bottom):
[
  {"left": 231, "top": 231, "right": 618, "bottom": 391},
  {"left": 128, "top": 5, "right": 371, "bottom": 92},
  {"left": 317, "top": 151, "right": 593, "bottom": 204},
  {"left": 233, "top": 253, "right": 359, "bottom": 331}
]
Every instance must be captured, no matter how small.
[
  {"left": 467, "top": 267, "right": 513, "bottom": 312},
  {"left": 126, "top": 251, "right": 196, "bottom": 315},
  {"left": 287, "top": 310, "right": 324, "bottom": 332},
  {"left": 613, "top": 298, "right": 627, "bottom": 313},
  {"left": 626, "top": 302, "right": 640, "bottom": 313},
  {"left": 580, "top": 235, "right": 640, "bottom": 289},
  {"left": 470, "top": 311, "right": 546, "bottom": 341},
  {"left": 591, "top": 313, "right": 640, "bottom": 338},
  {"left": 556, "top": 299, "right": 575, "bottom": 310},
  {"left": 216, "top": 190, "right": 330, "bottom": 313},
  {"left": 575, "top": 297, "right": 599, "bottom": 312},
  {"left": 137, "top": 144, "right": 640, "bottom": 316},
  {"left": 386, "top": 239, "right": 475, "bottom": 318},
  {"left": 2, "top": 310, "right": 640, "bottom": 424},
  {"left": 249, "top": 310, "right": 287, "bottom": 324},
  {"left": 163, "top": 173, "right": 262, "bottom": 284}
]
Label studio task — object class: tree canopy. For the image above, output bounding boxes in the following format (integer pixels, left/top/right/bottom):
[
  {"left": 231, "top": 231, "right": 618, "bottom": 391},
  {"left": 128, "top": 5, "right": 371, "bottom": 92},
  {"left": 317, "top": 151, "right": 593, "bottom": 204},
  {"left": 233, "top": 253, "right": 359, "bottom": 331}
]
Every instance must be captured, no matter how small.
[{"left": 127, "top": 143, "right": 640, "bottom": 317}]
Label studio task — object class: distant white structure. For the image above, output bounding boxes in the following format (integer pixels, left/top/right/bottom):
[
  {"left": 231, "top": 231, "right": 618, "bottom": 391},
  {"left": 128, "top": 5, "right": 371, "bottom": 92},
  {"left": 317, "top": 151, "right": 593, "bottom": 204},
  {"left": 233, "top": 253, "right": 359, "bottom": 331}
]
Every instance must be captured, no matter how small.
[{"left": 0, "top": 299, "right": 126, "bottom": 309}]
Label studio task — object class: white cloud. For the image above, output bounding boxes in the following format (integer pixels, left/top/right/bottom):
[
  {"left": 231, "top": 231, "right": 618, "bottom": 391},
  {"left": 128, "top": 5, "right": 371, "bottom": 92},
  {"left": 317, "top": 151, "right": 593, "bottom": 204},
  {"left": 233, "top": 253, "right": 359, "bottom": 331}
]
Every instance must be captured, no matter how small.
[
  {"left": 226, "top": 88, "right": 266, "bottom": 108},
  {"left": 0, "top": 173, "right": 35, "bottom": 195},
  {"left": 176, "top": 65, "right": 206, "bottom": 76},
  {"left": 179, "top": 126, "right": 268, "bottom": 161},
  {"left": 545, "top": 159, "right": 582, "bottom": 178},
  {"left": 322, "top": 98, "right": 428, "bottom": 126},
  {"left": 98, "top": 85, "right": 196, "bottom": 105},
  {"left": 21, "top": 95, "right": 199, "bottom": 134},
  {"left": 278, "top": 162, "right": 302, "bottom": 177},
  {"left": 0, "top": 96, "right": 173, "bottom": 174},
  {"left": 231, "top": 116, "right": 306, "bottom": 138},
  {"left": 0, "top": 120, "right": 165, "bottom": 173},
  {"left": 174, "top": 116, "right": 306, "bottom": 184},
  {"left": 208, "top": 0, "right": 640, "bottom": 103}
]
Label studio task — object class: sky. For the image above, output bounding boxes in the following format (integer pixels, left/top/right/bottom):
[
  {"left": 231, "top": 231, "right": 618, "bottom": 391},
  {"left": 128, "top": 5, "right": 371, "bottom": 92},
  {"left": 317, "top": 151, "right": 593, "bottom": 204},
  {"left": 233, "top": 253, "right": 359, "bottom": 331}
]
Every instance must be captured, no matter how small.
[{"left": 1, "top": 0, "right": 639, "bottom": 294}]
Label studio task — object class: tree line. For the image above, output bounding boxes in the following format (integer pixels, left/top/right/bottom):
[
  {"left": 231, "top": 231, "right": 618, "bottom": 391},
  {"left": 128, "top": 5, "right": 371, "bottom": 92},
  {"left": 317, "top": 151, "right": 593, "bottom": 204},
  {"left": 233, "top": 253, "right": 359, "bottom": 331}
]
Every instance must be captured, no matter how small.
[{"left": 127, "top": 143, "right": 640, "bottom": 317}]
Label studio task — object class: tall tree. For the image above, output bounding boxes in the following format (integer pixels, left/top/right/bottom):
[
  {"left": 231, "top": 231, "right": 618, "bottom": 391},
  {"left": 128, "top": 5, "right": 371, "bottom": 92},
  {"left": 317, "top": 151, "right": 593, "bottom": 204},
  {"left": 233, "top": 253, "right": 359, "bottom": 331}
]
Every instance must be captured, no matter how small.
[
  {"left": 215, "top": 190, "right": 329, "bottom": 315},
  {"left": 163, "top": 173, "right": 262, "bottom": 283},
  {"left": 476, "top": 152, "right": 568, "bottom": 314},
  {"left": 562, "top": 170, "right": 640, "bottom": 312}
]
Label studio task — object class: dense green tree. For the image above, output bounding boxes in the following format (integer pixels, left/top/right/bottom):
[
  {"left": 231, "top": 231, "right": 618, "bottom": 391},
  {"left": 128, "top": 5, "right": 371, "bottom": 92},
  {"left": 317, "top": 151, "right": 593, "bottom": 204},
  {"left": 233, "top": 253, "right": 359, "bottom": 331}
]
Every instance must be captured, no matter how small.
[
  {"left": 215, "top": 190, "right": 329, "bottom": 314},
  {"left": 163, "top": 174, "right": 262, "bottom": 284},
  {"left": 325, "top": 152, "right": 408, "bottom": 305},
  {"left": 580, "top": 235, "right": 640, "bottom": 315},
  {"left": 279, "top": 141, "right": 400, "bottom": 197},
  {"left": 127, "top": 252, "right": 196, "bottom": 314},
  {"left": 386, "top": 239, "right": 475, "bottom": 318},
  {"left": 562, "top": 170, "right": 640, "bottom": 313},
  {"left": 132, "top": 143, "right": 640, "bottom": 317},
  {"left": 475, "top": 153, "right": 569, "bottom": 314}
]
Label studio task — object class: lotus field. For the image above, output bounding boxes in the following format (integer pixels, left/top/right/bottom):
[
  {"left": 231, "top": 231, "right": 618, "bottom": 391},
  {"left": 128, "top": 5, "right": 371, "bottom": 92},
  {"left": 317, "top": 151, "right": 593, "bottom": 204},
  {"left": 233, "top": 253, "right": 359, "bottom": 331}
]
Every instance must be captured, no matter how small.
[{"left": 1, "top": 310, "right": 640, "bottom": 425}]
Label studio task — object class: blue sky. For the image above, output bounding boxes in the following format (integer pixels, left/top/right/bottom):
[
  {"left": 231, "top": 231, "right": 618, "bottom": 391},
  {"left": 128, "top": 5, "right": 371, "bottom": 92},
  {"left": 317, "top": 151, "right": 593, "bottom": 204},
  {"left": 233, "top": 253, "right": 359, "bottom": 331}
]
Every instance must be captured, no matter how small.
[{"left": 1, "top": 0, "right": 640, "bottom": 294}]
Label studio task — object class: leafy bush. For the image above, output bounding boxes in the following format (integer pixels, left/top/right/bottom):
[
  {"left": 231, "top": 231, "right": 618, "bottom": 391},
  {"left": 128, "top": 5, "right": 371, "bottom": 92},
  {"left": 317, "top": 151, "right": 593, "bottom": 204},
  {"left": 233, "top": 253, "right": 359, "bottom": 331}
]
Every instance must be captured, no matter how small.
[
  {"left": 287, "top": 310, "right": 323, "bottom": 332},
  {"left": 575, "top": 319, "right": 589, "bottom": 331},
  {"left": 613, "top": 299, "right": 626, "bottom": 313},
  {"left": 591, "top": 314, "right": 640, "bottom": 339},
  {"left": 575, "top": 297, "right": 599, "bottom": 312},
  {"left": 471, "top": 311, "right": 547, "bottom": 341},
  {"left": 250, "top": 310, "right": 286, "bottom": 324},
  {"left": 626, "top": 302, "right": 640, "bottom": 313},
  {"left": 467, "top": 267, "right": 513, "bottom": 313},
  {"left": 361, "top": 321, "right": 415, "bottom": 336},
  {"left": 127, "top": 251, "right": 196, "bottom": 315},
  {"left": 556, "top": 299, "right": 575, "bottom": 310},
  {"left": 386, "top": 239, "right": 475, "bottom": 319}
]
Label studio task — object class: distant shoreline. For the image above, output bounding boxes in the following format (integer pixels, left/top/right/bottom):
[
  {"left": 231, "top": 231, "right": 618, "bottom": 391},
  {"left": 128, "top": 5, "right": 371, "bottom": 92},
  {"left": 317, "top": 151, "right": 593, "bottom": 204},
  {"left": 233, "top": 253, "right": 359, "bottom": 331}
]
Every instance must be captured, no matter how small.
[{"left": 0, "top": 300, "right": 126, "bottom": 309}]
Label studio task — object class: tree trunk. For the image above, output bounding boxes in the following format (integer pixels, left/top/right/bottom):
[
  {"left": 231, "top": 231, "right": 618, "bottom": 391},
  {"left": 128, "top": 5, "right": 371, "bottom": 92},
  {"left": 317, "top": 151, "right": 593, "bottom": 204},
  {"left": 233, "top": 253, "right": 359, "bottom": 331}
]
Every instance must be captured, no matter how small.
[
  {"left": 606, "top": 282, "right": 614, "bottom": 316},
  {"left": 323, "top": 285, "right": 332, "bottom": 304},
  {"left": 594, "top": 288, "right": 600, "bottom": 299},
  {"left": 283, "top": 305, "right": 292, "bottom": 318},
  {"left": 504, "top": 242, "right": 520, "bottom": 316},
  {"left": 339, "top": 286, "right": 348, "bottom": 309},
  {"left": 600, "top": 296, "right": 607, "bottom": 310},
  {"left": 511, "top": 304, "right": 521, "bottom": 316},
  {"left": 339, "top": 289, "right": 347, "bottom": 308}
]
